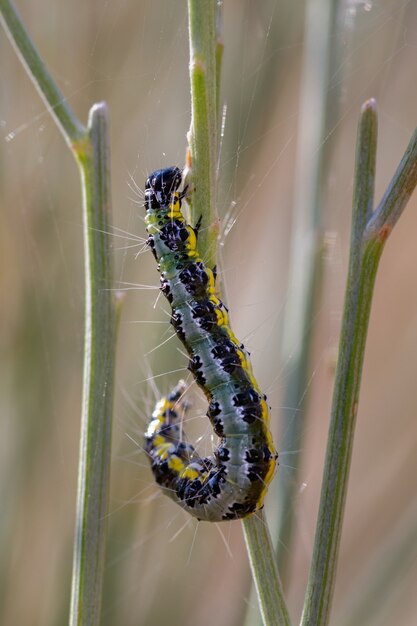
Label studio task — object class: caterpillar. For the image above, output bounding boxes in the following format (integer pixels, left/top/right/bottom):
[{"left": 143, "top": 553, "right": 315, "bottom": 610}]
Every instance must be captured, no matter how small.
[{"left": 144, "top": 166, "right": 277, "bottom": 522}]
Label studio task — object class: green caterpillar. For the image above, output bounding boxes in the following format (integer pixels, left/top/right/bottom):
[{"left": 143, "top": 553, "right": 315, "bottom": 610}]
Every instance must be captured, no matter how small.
[{"left": 144, "top": 167, "right": 277, "bottom": 522}]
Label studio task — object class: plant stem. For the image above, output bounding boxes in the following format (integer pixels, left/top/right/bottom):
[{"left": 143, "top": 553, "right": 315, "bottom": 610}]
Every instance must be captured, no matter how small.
[
  {"left": 242, "top": 513, "right": 292, "bottom": 626},
  {"left": 365, "top": 124, "right": 417, "bottom": 239},
  {"left": 187, "top": 5, "right": 290, "bottom": 625},
  {"left": 300, "top": 98, "right": 377, "bottom": 626},
  {"left": 301, "top": 100, "right": 417, "bottom": 625},
  {"left": 0, "top": 4, "right": 116, "bottom": 625},
  {"left": 187, "top": 0, "right": 219, "bottom": 268},
  {"left": 69, "top": 102, "right": 115, "bottom": 626}
]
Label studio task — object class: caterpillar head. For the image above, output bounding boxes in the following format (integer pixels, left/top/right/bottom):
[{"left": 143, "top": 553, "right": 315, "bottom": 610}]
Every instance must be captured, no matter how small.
[{"left": 145, "top": 166, "right": 182, "bottom": 210}]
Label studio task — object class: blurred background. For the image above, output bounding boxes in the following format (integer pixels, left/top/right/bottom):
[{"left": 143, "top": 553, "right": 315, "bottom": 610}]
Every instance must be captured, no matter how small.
[{"left": 1, "top": 1, "right": 417, "bottom": 625}]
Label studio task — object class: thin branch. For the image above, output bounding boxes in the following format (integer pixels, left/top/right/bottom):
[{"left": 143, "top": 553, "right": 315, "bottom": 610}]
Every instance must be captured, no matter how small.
[
  {"left": 69, "top": 103, "right": 116, "bottom": 626},
  {"left": 187, "top": 0, "right": 219, "bottom": 268},
  {"left": 301, "top": 99, "right": 417, "bottom": 625},
  {"left": 0, "top": 5, "right": 117, "bottom": 625},
  {"left": 187, "top": 5, "right": 290, "bottom": 626},
  {"left": 366, "top": 125, "right": 417, "bottom": 239},
  {"left": 242, "top": 512, "right": 292, "bottom": 626}
]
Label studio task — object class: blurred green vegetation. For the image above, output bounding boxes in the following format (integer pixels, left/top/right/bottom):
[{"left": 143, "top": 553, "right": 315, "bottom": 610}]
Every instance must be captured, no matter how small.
[{"left": 1, "top": 1, "right": 417, "bottom": 625}]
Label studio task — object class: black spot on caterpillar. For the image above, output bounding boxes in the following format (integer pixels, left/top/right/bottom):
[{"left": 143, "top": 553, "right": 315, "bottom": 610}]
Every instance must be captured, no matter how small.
[{"left": 144, "top": 167, "right": 278, "bottom": 522}]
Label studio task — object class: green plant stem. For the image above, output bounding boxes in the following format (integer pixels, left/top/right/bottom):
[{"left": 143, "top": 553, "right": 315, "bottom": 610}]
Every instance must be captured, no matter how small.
[
  {"left": 187, "top": 0, "right": 218, "bottom": 267},
  {"left": 69, "top": 103, "right": 115, "bottom": 626},
  {"left": 242, "top": 513, "right": 291, "bottom": 626},
  {"left": 187, "top": 5, "right": 289, "bottom": 625},
  {"left": 365, "top": 124, "right": 417, "bottom": 239},
  {"left": 0, "top": 4, "right": 116, "bottom": 626},
  {"left": 301, "top": 100, "right": 417, "bottom": 626},
  {"left": 300, "top": 100, "right": 377, "bottom": 626},
  {"left": 215, "top": 40, "right": 224, "bottom": 137},
  {"left": 0, "top": 0, "right": 85, "bottom": 144}
]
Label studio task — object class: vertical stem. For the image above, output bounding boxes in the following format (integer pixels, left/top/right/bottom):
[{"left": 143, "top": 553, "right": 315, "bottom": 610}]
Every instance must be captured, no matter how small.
[
  {"left": 242, "top": 513, "right": 292, "bottom": 626},
  {"left": 0, "top": 4, "right": 117, "bottom": 624},
  {"left": 301, "top": 100, "right": 380, "bottom": 626},
  {"left": 301, "top": 98, "right": 417, "bottom": 625},
  {"left": 187, "top": 0, "right": 218, "bottom": 268},
  {"left": 70, "top": 103, "right": 115, "bottom": 626},
  {"left": 188, "top": 5, "right": 289, "bottom": 625}
]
